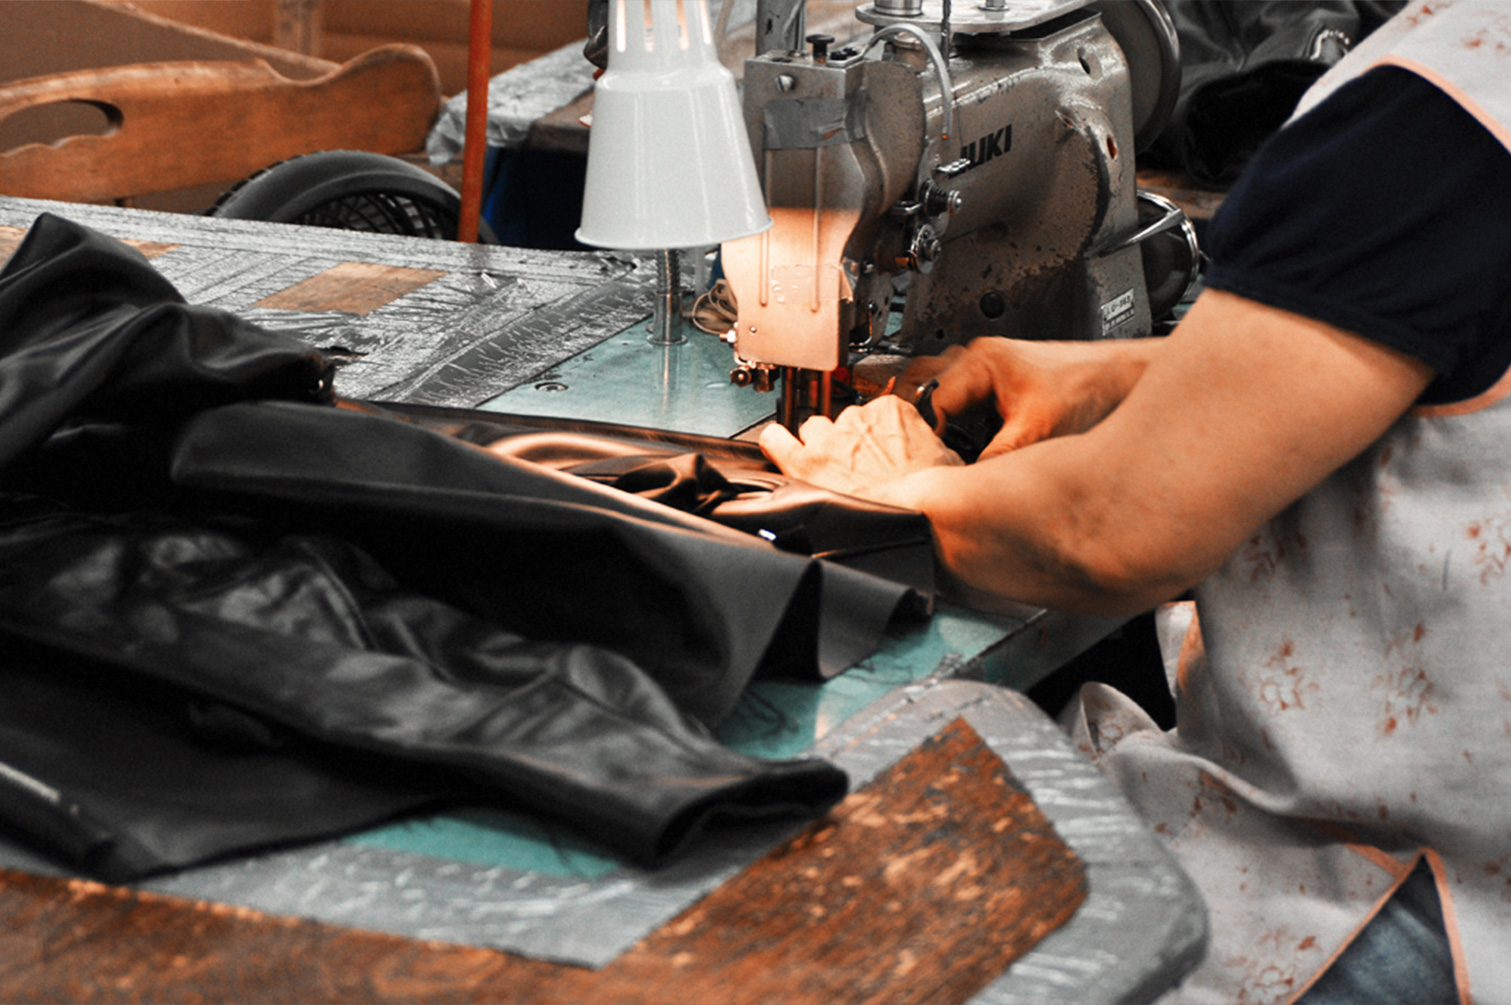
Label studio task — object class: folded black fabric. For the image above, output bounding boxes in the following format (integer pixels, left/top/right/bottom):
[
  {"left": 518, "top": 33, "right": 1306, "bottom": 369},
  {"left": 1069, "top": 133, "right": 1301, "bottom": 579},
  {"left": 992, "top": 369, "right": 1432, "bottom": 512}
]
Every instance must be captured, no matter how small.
[
  {"left": 0, "top": 211, "right": 333, "bottom": 463},
  {"left": 418, "top": 404, "right": 936, "bottom": 598},
  {"left": 1143, "top": 1, "right": 1405, "bottom": 187},
  {"left": 168, "top": 399, "right": 927, "bottom": 721},
  {"left": 0, "top": 213, "right": 915, "bottom": 878},
  {"left": 0, "top": 594, "right": 448, "bottom": 880},
  {"left": 0, "top": 501, "right": 846, "bottom": 876}
]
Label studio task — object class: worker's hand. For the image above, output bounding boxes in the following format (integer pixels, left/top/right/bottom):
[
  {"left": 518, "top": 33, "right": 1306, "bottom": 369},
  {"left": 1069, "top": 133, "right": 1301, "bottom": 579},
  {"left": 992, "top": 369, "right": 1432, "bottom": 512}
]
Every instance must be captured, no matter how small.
[
  {"left": 921, "top": 337, "right": 1162, "bottom": 459},
  {"left": 759, "top": 395, "right": 963, "bottom": 507},
  {"left": 887, "top": 345, "right": 964, "bottom": 403}
]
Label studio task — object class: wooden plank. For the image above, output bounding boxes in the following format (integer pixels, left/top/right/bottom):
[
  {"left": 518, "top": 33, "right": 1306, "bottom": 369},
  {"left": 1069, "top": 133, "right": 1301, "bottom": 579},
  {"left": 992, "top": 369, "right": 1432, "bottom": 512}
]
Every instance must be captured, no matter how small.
[
  {"left": 0, "top": 0, "right": 335, "bottom": 88},
  {"left": 273, "top": 0, "right": 323, "bottom": 56},
  {"left": 320, "top": 34, "right": 563, "bottom": 96},
  {"left": 124, "top": 240, "right": 179, "bottom": 260},
  {"left": 0, "top": 225, "right": 25, "bottom": 263},
  {"left": 107, "top": 0, "right": 588, "bottom": 98},
  {"left": 254, "top": 261, "right": 446, "bottom": 316},
  {"left": 0, "top": 47, "right": 441, "bottom": 203},
  {"left": 98, "top": 0, "right": 285, "bottom": 49},
  {"left": 0, "top": 718, "right": 1085, "bottom": 1004},
  {"left": 0, "top": 224, "right": 175, "bottom": 264},
  {"left": 322, "top": 0, "right": 586, "bottom": 52}
]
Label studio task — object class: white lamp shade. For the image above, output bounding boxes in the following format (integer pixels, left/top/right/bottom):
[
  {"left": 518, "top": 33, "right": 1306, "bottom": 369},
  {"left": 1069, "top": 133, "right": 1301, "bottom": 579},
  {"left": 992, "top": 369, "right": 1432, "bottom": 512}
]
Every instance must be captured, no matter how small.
[{"left": 576, "top": 0, "right": 772, "bottom": 250}]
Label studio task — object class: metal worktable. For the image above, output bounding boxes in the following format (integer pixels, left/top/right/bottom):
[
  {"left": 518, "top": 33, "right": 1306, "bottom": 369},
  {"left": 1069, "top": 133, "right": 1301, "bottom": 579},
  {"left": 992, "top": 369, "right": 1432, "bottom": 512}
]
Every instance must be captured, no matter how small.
[{"left": 0, "top": 196, "right": 1204, "bottom": 1002}]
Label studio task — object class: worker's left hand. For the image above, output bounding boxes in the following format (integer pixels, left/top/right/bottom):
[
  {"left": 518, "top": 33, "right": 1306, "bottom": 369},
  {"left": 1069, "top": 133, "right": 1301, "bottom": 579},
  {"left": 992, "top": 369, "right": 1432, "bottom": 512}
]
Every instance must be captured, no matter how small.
[{"left": 759, "top": 395, "right": 964, "bottom": 506}]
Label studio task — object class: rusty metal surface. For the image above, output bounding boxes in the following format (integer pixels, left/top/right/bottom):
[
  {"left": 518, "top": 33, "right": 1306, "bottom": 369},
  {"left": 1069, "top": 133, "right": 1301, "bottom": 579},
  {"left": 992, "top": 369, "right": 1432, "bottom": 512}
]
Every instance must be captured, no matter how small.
[{"left": 0, "top": 196, "right": 657, "bottom": 408}]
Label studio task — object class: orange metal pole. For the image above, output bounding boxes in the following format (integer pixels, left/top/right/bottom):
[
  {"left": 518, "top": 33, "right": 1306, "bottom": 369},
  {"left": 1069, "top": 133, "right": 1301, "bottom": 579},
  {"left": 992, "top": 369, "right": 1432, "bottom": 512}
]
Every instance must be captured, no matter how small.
[{"left": 457, "top": 0, "right": 494, "bottom": 242}]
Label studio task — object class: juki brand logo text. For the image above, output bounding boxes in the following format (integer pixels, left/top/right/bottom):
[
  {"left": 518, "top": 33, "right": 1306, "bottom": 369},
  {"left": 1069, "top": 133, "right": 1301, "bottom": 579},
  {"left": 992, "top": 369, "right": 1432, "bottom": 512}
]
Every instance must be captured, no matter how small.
[{"left": 959, "top": 124, "right": 1012, "bottom": 171}]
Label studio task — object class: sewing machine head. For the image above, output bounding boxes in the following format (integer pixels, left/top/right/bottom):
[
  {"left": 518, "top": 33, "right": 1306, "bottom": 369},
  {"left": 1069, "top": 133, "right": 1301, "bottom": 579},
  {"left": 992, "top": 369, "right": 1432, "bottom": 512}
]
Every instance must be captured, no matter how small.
[{"left": 719, "top": 0, "right": 1185, "bottom": 423}]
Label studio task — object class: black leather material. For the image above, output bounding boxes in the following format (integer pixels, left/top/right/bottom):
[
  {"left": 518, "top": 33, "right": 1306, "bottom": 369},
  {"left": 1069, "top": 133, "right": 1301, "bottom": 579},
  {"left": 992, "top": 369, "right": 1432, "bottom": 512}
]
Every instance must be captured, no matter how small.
[
  {"left": 388, "top": 403, "right": 938, "bottom": 599},
  {"left": 1144, "top": 1, "right": 1406, "bottom": 187},
  {"left": 0, "top": 214, "right": 891, "bottom": 879},
  {"left": 0, "top": 501, "right": 847, "bottom": 876},
  {"left": 168, "top": 400, "right": 926, "bottom": 719}
]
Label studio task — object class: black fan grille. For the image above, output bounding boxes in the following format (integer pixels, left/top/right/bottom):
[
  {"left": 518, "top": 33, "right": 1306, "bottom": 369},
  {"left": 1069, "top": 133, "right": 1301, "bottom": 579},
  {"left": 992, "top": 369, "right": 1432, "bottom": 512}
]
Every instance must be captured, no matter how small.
[{"left": 293, "top": 192, "right": 457, "bottom": 240}]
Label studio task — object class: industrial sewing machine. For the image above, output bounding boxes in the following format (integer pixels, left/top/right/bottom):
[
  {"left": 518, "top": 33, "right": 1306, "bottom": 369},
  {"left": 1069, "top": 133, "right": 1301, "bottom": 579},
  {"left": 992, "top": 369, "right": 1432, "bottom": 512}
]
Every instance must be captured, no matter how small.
[{"left": 717, "top": 0, "right": 1188, "bottom": 426}]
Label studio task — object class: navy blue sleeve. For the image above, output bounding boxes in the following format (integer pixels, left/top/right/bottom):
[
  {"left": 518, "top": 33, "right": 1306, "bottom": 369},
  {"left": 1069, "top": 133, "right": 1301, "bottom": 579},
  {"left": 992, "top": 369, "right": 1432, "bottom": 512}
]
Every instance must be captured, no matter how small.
[{"left": 1202, "top": 66, "right": 1511, "bottom": 404}]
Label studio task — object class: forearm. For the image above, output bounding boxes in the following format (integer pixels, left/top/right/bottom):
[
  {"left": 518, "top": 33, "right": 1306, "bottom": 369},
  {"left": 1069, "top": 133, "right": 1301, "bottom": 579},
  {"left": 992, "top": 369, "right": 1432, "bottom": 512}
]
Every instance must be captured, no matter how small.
[
  {"left": 764, "top": 292, "right": 1433, "bottom": 617},
  {"left": 891, "top": 336, "right": 1183, "bottom": 614},
  {"left": 885, "top": 437, "right": 1204, "bottom": 616},
  {"left": 885, "top": 292, "right": 1434, "bottom": 616},
  {"left": 1034, "top": 336, "right": 1166, "bottom": 431}
]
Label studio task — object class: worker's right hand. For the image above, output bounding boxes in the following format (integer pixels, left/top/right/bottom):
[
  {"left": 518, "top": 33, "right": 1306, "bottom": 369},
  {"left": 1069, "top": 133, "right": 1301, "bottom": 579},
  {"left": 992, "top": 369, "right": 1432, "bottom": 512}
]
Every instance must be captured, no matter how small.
[{"left": 917, "top": 337, "right": 1164, "bottom": 459}]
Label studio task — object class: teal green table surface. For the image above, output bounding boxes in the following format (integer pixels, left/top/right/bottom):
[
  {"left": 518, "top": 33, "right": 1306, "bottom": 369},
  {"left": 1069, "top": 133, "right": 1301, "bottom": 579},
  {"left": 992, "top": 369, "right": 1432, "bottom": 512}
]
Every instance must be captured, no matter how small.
[
  {"left": 481, "top": 315, "right": 776, "bottom": 437},
  {"left": 345, "top": 597, "right": 1121, "bottom": 877}
]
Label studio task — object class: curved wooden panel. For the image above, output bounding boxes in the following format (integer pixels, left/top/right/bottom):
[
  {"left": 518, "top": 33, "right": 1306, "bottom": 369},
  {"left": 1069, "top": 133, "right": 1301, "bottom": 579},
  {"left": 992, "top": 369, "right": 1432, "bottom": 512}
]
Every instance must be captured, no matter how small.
[{"left": 0, "top": 45, "right": 441, "bottom": 203}]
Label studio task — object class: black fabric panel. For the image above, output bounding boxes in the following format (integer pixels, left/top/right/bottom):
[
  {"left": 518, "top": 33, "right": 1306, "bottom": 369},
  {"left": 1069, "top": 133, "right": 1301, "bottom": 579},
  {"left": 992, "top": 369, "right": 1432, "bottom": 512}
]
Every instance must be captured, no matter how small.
[
  {"left": 0, "top": 505, "right": 845, "bottom": 873},
  {"left": 0, "top": 214, "right": 333, "bottom": 464},
  {"left": 0, "top": 623, "right": 446, "bottom": 881},
  {"left": 459, "top": 412, "right": 937, "bottom": 598},
  {"left": 0, "top": 213, "right": 888, "bottom": 879},
  {"left": 1142, "top": 1, "right": 1406, "bottom": 187},
  {"left": 169, "top": 400, "right": 924, "bottom": 719}
]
